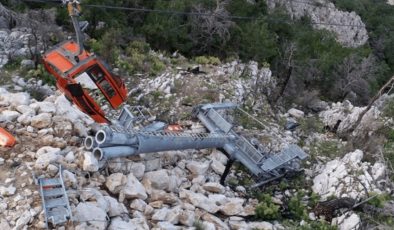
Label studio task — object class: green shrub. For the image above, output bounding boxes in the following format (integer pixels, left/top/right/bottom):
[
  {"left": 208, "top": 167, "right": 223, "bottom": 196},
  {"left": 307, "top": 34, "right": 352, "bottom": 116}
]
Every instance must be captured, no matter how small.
[
  {"left": 195, "top": 56, "right": 221, "bottom": 65},
  {"left": 288, "top": 193, "right": 308, "bottom": 220},
  {"left": 255, "top": 194, "right": 280, "bottom": 220},
  {"left": 227, "top": 177, "right": 239, "bottom": 187},
  {"left": 383, "top": 98, "right": 394, "bottom": 118},
  {"left": 310, "top": 140, "right": 345, "bottom": 159},
  {"left": 27, "top": 64, "right": 55, "bottom": 86},
  {"left": 299, "top": 116, "right": 324, "bottom": 135},
  {"left": 294, "top": 220, "right": 337, "bottom": 230},
  {"left": 367, "top": 193, "right": 392, "bottom": 208},
  {"left": 193, "top": 220, "right": 204, "bottom": 230},
  {"left": 3, "top": 58, "right": 23, "bottom": 71},
  {"left": 148, "top": 55, "right": 166, "bottom": 75}
]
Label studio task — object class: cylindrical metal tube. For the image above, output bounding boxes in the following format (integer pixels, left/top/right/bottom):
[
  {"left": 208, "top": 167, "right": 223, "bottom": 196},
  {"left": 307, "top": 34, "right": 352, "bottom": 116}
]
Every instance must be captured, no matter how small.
[
  {"left": 136, "top": 133, "right": 228, "bottom": 154},
  {"left": 84, "top": 136, "right": 97, "bottom": 150},
  {"left": 93, "top": 146, "right": 137, "bottom": 161},
  {"left": 95, "top": 129, "right": 138, "bottom": 146}
]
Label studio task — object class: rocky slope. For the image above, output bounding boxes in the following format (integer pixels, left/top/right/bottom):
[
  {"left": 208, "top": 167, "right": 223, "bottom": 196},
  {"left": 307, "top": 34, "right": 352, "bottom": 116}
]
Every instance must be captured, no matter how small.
[
  {"left": 267, "top": 0, "right": 368, "bottom": 47},
  {"left": 1, "top": 56, "right": 393, "bottom": 229},
  {"left": 0, "top": 88, "right": 284, "bottom": 229}
]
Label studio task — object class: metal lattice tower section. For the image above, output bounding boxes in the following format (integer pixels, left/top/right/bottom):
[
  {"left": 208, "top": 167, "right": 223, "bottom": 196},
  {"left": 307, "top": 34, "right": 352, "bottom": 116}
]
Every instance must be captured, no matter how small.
[{"left": 85, "top": 103, "right": 308, "bottom": 186}]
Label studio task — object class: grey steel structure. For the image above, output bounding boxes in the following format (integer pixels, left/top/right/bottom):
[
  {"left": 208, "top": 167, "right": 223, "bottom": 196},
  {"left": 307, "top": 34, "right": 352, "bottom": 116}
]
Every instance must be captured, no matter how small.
[
  {"left": 35, "top": 165, "right": 73, "bottom": 228},
  {"left": 85, "top": 103, "right": 308, "bottom": 186}
]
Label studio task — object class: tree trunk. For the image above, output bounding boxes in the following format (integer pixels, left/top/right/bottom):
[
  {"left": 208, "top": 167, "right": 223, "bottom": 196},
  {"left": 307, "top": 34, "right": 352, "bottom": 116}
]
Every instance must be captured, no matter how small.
[{"left": 347, "top": 75, "right": 394, "bottom": 135}]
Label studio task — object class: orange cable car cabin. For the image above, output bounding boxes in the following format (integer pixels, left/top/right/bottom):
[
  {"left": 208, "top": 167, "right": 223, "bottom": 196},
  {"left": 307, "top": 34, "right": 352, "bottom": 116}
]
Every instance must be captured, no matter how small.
[
  {"left": 0, "top": 127, "right": 16, "bottom": 147},
  {"left": 42, "top": 40, "right": 128, "bottom": 123}
]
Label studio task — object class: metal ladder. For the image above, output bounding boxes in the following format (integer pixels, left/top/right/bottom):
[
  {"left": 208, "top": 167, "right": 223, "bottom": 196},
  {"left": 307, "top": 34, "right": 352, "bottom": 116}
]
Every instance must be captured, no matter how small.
[
  {"left": 260, "top": 145, "right": 308, "bottom": 172},
  {"left": 37, "top": 166, "right": 73, "bottom": 228},
  {"left": 235, "top": 136, "right": 265, "bottom": 164}
]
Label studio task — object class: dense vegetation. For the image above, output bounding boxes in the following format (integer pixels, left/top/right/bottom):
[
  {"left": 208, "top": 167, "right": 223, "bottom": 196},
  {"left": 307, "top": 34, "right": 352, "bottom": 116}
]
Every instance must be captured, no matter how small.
[{"left": 2, "top": 0, "right": 394, "bottom": 107}]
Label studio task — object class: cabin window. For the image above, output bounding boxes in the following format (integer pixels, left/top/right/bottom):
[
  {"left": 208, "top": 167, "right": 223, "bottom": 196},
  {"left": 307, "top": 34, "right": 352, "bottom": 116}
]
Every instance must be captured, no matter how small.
[{"left": 99, "top": 80, "right": 116, "bottom": 98}]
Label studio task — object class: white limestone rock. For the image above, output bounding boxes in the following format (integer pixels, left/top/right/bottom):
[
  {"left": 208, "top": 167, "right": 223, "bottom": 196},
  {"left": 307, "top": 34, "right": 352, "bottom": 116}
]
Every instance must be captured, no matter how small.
[
  {"left": 83, "top": 152, "right": 99, "bottom": 172},
  {"left": 30, "top": 113, "right": 52, "bottom": 129},
  {"left": 106, "top": 173, "right": 126, "bottom": 194},
  {"left": 210, "top": 150, "right": 228, "bottom": 165},
  {"left": 14, "top": 210, "right": 32, "bottom": 230},
  {"left": 65, "top": 151, "right": 75, "bottom": 163},
  {"left": 267, "top": 0, "right": 368, "bottom": 47},
  {"left": 288, "top": 108, "right": 304, "bottom": 118},
  {"left": 17, "top": 113, "right": 31, "bottom": 125},
  {"left": 210, "top": 159, "right": 225, "bottom": 174},
  {"left": 312, "top": 150, "right": 384, "bottom": 199},
  {"left": 1, "top": 110, "right": 20, "bottom": 122},
  {"left": 208, "top": 194, "right": 228, "bottom": 206},
  {"left": 62, "top": 170, "right": 77, "bottom": 188},
  {"left": 202, "top": 182, "right": 225, "bottom": 193},
  {"left": 247, "top": 221, "right": 274, "bottom": 230},
  {"left": 0, "top": 185, "right": 16, "bottom": 196},
  {"left": 332, "top": 212, "right": 360, "bottom": 230},
  {"left": 179, "top": 209, "right": 195, "bottom": 227},
  {"left": 180, "top": 189, "right": 220, "bottom": 213},
  {"left": 74, "top": 202, "right": 108, "bottom": 230},
  {"left": 122, "top": 173, "right": 147, "bottom": 200},
  {"left": 202, "top": 213, "right": 229, "bottom": 230},
  {"left": 142, "top": 169, "right": 170, "bottom": 191},
  {"left": 104, "top": 196, "right": 128, "bottom": 217},
  {"left": 0, "top": 92, "right": 30, "bottom": 106},
  {"left": 108, "top": 217, "right": 137, "bottom": 230},
  {"left": 130, "top": 199, "right": 147, "bottom": 212},
  {"left": 156, "top": 221, "right": 181, "bottom": 230},
  {"left": 152, "top": 207, "right": 170, "bottom": 221},
  {"left": 35, "top": 147, "right": 61, "bottom": 169},
  {"left": 220, "top": 198, "right": 245, "bottom": 216},
  {"left": 35, "top": 101, "right": 57, "bottom": 114},
  {"left": 16, "top": 105, "right": 35, "bottom": 116},
  {"left": 186, "top": 161, "right": 210, "bottom": 175},
  {"left": 130, "top": 162, "right": 145, "bottom": 180},
  {"left": 371, "top": 162, "right": 386, "bottom": 180}
]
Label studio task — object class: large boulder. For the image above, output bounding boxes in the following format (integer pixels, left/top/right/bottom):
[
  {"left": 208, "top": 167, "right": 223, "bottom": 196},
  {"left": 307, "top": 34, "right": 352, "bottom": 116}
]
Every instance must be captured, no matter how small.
[
  {"left": 288, "top": 108, "right": 304, "bottom": 118},
  {"left": 14, "top": 210, "right": 32, "bottom": 230},
  {"left": 186, "top": 161, "right": 210, "bottom": 175},
  {"left": 180, "top": 189, "right": 220, "bottom": 213},
  {"left": 202, "top": 182, "right": 225, "bottom": 194},
  {"left": 104, "top": 196, "right": 128, "bottom": 217},
  {"left": 220, "top": 198, "right": 245, "bottom": 216},
  {"left": 0, "top": 91, "right": 30, "bottom": 106},
  {"left": 332, "top": 212, "right": 361, "bottom": 230},
  {"left": 202, "top": 213, "right": 229, "bottom": 230},
  {"left": 35, "top": 146, "right": 61, "bottom": 169},
  {"left": 312, "top": 150, "right": 385, "bottom": 199},
  {"left": 106, "top": 173, "right": 126, "bottom": 194},
  {"left": 30, "top": 113, "right": 52, "bottom": 129},
  {"left": 108, "top": 217, "right": 137, "bottom": 230},
  {"left": 121, "top": 173, "right": 147, "bottom": 200},
  {"left": 1, "top": 110, "right": 20, "bottom": 122},
  {"left": 142, "top": 169, "right": 170, "bottom": 191},
  {"left": 83, "top": 152, "right": 99, "bottom": 172},
  {"left": 74, "top": 202, "right": 108, "bottom": 230}
]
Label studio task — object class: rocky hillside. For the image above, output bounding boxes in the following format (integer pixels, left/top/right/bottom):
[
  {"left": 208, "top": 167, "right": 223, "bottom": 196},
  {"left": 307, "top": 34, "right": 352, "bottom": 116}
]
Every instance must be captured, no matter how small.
[
  {"left": 267, "top": 0, "right": 368, "bottom": 47},
  {"left": 1, "top": 2, "right": 394, "bottom": 230},
  {"left": 1, "top": 52, "right": 394, "bottom": 229}
]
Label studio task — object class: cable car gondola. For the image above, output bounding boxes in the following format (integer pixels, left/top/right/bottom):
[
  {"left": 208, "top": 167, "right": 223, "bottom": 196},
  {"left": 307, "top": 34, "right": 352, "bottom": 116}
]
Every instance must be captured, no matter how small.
[{"left": 42, "top": 0, "right": 127, "bottom": 123}]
